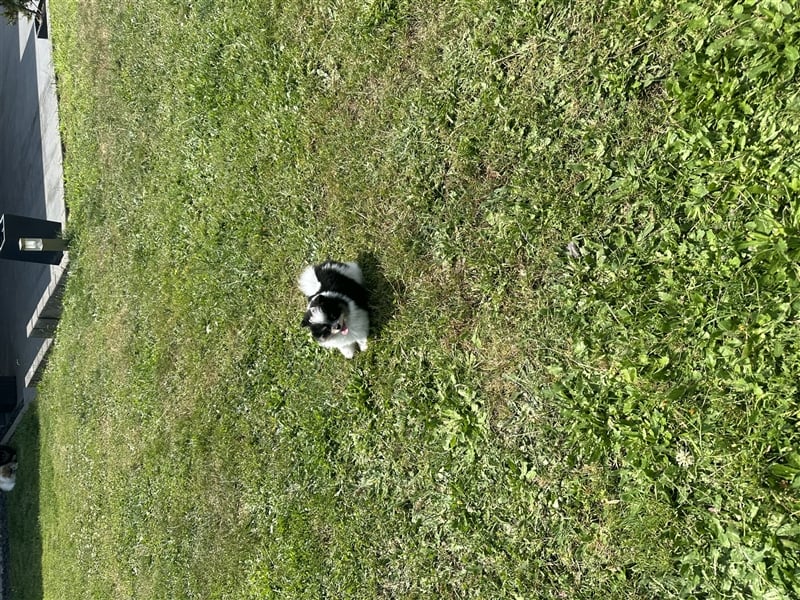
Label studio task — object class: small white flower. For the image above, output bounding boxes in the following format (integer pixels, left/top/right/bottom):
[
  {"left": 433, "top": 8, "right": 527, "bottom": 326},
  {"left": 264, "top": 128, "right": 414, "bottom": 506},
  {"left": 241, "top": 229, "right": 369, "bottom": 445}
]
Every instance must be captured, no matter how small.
[
  {"left": 566, "top": 241, "right": 582, "bottom": 259},
  {"left": 676, "top": 446, "right": 694, "bottom": 468}
]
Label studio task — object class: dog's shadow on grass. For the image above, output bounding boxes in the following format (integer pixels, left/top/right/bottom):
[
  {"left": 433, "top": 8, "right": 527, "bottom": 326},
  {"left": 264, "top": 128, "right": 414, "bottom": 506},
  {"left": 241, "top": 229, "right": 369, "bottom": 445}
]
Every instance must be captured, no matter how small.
[{"left": 357, "top": 251, "right": 404, "bottom": 339}]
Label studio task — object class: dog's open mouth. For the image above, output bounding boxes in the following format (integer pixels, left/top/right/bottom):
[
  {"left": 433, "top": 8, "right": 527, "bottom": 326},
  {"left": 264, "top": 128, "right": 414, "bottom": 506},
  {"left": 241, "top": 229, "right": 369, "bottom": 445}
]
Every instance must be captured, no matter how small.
[{"left": 336, "top": 317, "right": 348, "bottom": 335}]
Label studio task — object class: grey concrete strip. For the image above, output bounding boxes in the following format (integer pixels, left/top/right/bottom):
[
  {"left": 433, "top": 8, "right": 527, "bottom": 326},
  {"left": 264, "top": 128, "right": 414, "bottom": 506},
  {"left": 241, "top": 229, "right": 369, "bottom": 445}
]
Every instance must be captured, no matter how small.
[
  {"left": 26, "top": 255, "right": 68, "bottom": 337},
  {"left": 0, "top": 8, "right": 68, "bottom": 432}
]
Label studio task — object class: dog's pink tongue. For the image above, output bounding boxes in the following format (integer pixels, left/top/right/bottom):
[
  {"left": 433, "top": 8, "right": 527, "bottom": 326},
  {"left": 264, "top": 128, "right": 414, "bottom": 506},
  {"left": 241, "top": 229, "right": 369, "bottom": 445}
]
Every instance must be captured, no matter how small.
[{"left": 341, "top": 326, "right": 349, "bottom": 335}]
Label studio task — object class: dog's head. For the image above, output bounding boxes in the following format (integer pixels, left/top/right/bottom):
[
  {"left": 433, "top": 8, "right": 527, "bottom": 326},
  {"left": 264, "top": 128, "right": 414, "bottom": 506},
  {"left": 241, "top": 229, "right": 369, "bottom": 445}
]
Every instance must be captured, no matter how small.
[
  {"left": 302, "top": 296, "right": 350, "bottom": 342},
  {"left": 0, "top": 462, "right": 16, "bottom": 491}
]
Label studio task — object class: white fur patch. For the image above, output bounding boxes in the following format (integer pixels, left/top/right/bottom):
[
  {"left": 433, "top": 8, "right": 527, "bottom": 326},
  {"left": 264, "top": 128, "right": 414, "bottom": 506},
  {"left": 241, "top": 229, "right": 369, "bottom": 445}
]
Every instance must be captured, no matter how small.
[
  {"left": 298, "top": 265, "right": 321, "bottom": 297},
  {"left": 308, "top": 306, "right": 327, "bottom": 324}
]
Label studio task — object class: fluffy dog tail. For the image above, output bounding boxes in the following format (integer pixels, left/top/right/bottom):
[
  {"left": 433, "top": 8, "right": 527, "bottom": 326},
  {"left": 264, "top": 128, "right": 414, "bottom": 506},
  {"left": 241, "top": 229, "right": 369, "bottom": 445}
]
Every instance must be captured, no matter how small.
[{"left": 298, "top": 265, "right": 321, "bottom": 297}]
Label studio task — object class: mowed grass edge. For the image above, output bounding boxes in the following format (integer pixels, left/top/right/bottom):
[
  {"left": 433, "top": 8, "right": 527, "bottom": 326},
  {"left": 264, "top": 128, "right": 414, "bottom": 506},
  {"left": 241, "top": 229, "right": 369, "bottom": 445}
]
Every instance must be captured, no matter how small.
[{"left": 8, "top": 0, "right": 799, "bottom": 598}]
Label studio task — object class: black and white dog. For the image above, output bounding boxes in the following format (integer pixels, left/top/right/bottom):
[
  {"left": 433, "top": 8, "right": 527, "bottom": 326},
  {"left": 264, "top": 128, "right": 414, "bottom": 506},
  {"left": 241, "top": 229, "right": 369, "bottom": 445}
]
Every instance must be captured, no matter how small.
[
  {"left": 298, "top": 261, "right": 370, "bottom": 359},
  {"left": 0, "top": 445, "right": 16, "bottom": 492}
]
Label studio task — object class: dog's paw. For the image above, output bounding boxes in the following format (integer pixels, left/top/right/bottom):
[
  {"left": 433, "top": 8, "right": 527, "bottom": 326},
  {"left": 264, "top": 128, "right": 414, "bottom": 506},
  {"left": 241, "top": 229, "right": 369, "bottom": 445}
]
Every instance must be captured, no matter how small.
[{"left": 339, "top": 344, "right": 356, "bottom": 359}]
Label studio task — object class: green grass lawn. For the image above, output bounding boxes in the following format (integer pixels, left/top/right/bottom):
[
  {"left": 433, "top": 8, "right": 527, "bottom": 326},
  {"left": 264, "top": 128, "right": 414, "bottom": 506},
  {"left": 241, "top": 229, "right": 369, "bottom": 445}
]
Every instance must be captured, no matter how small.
[
  {"left": 6, "top": 405, "right": 43, "bottom": 600},
  {"left": 9, "top": 0, "right": 800, "bottom": 597}
]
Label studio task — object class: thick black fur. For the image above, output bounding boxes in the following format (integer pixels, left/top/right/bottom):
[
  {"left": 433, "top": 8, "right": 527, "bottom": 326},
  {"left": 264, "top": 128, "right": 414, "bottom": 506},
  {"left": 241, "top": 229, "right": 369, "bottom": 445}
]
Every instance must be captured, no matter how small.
[{"left": 311, "top": 262, "right": 370, "bottom": 310}]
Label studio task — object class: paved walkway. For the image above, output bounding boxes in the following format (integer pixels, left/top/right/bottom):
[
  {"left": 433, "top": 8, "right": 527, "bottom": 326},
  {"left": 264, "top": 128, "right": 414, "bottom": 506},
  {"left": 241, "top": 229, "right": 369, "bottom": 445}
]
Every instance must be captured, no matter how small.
[
  {"left": 0, "top": 7, "right": 67, "bottom": 597},
  {"left": 0, "top": 9, "right": 67, "bottom": 429}
]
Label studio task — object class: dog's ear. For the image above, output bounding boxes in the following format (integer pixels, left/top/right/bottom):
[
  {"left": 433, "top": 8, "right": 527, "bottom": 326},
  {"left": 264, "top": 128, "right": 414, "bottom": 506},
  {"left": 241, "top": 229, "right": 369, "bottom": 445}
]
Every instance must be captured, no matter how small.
[{"left": 301, "top": 313, "right": 311, "bottom": 328}]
